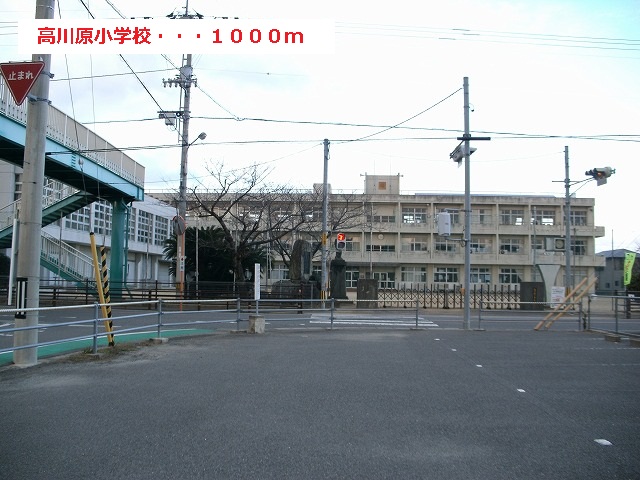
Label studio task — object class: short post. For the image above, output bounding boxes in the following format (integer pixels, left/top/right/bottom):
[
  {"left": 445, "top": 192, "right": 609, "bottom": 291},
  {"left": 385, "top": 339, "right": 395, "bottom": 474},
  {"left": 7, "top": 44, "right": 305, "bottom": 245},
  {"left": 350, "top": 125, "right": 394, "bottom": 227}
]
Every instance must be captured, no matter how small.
[
  {"left": 236, "top": 297, "right": 241, "bottom": 330},
  {"left": 92, "top": 302, "right": 99, "bottom": 354},
  {"left": 248, "top": 314, "right": 265, "bottom": 334},
  {"left": 415, "top": 298, "right": 419, "bottom": 328},
  {"left": 578, "top": 301, "right": 584, "bottom": 330},
  {"left": 157, "top": 300, "right": 163, "bottom": 339},
  {"left": 330, "top": 298, "right": 335, "bottom": 329}
]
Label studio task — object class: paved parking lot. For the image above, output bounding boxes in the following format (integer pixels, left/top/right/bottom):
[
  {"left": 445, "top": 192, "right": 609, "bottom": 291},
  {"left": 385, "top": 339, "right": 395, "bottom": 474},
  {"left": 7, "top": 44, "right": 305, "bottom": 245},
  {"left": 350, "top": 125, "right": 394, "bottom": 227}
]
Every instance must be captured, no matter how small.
[{"left": 1, "top": 328, "right": 639, "bottom": 479}]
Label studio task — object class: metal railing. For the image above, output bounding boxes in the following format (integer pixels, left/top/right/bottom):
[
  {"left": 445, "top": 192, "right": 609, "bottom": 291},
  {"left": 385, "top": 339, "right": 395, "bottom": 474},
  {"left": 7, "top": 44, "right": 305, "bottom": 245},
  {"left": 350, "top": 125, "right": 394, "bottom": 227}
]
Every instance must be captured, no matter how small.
[
  {"left": 0, "top": 180, "right": 78, "bottom": 231},
  {"left": 477, "top": 300, "right": 585, "bottom": 331},
  {"left": 0, "top": 297, "right": 435, "bottom": 363},
  {"left": 0, "top": 77, "right": 145, "bottom": 188},
  {"left": 1, "top": 294, "right": 638, "bottom": 365},
  {"left": 586, "top": 294, "right": 640, "bottom": 336},
  {"left": 40, "top": 231, "right": 95, "bottom": 282}
]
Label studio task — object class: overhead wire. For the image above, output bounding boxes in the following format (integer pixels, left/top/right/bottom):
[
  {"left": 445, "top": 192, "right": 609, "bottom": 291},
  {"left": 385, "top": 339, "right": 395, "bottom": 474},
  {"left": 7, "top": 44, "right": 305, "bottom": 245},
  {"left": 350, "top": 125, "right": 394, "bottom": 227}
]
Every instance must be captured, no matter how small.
[
  {"left": 337, "top": 88, "right": 462, "bottom": 143},
  {"left": 32, "top": 3, "right": 639, "bottom": 192},
  {"left": 58, "top": 1, "right": 91, "bottom": 203},
  {"left": 100, "top": 0, "right": 241, "bottom": 121},
  {"left": 75, "top": 114, "right": 640, "bottom": 143},
  {"left": 336, "top": 22, "right": 640, "bottom": 53},
  {"left": 75, "top": 0, "right": 166, "bottom": 113}
]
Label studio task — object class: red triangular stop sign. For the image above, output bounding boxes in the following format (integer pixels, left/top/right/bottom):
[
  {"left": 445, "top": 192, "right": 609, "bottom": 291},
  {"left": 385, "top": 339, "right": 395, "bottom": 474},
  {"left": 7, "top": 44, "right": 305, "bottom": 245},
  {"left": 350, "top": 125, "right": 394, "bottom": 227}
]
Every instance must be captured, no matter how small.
[{"left": 0, "top": 61, "right": 45, "bottom": 106}]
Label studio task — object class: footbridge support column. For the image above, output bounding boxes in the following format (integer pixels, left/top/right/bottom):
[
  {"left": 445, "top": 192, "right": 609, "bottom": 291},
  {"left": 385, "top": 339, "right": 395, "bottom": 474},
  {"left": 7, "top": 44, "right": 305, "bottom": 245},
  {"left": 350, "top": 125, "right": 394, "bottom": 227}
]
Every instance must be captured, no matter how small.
[{"left": 110, "top": 199, "right": 129, "bottom": 300}]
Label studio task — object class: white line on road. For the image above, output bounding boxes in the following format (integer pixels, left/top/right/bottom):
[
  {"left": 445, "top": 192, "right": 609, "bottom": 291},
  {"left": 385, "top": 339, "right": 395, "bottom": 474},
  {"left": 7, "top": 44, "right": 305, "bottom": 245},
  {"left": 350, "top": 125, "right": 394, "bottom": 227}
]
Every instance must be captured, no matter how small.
[
  {"left": 594, "top": 439, "right": 613, "bottom": 446},
  {"left": 309, "top": 320, "right": 439, "bottom": 327}
]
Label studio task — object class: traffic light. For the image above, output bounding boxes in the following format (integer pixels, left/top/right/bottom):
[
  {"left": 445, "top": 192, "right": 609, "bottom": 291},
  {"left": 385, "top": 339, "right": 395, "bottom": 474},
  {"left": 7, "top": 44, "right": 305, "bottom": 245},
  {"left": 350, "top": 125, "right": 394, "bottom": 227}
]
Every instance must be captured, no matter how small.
[
  {"left": 585, "top": 167, "right": 615, "bottom": 185},
  {"left": 335, "top": 232, "right": 346, "bottom": 250}
]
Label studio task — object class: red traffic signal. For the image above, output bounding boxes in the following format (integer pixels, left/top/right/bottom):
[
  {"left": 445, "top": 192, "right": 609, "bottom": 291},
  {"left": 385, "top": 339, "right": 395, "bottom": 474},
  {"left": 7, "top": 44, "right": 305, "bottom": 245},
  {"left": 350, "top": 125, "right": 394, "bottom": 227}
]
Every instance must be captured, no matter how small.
[
  {"left": 335, "top": 232, "right": 346, "bottom": 250},
  {"left": 585, "top": 167, "right": 615, "bottom": 186},
  {"left": 336, "top": 233, "right": 346, "bottom": 241}
]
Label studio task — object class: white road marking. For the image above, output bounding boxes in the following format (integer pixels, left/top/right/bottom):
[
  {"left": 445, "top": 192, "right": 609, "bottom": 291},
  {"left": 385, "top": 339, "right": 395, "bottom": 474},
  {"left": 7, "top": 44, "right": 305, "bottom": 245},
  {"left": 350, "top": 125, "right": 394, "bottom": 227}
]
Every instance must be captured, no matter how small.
[
  {"left": 517, "top": 389, "right": 526, "bottom": 393},
  {"left": 310, "top": 319, "right": 439, "bottom": 327},
  {"left": 594, "top": 439, "right": 612, "bottom": 446}
]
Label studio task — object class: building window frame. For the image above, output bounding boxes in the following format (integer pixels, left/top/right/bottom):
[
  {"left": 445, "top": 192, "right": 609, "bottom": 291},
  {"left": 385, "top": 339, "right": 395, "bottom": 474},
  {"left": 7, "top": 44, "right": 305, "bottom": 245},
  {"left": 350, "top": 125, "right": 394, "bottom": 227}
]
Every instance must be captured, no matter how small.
[{"left": 434, "top": 267, "right": 459, "bottom": 283}]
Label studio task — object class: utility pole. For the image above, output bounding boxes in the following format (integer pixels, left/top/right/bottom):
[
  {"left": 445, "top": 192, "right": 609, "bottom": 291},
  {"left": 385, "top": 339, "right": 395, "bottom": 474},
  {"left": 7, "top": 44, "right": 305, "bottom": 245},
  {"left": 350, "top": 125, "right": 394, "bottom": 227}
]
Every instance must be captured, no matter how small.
[
  {"left": 13, "top": 0, "right": 55, "bottom": 366},
  {"left": 452, "top": 77, "right": 490, "bottom": 330},
  {"left": 321, "top": 139, "right": 330, "bottom": 304},
  {"left": 162, "top": 2, "right": 204, "bottom": 297},
  {"left": 564, "top": 146, "right": 572, "bottom": 292},
  {"left": 162, "top": 54, "right": 194, "bottom": 297},
  {"left": 462, "top": 77, "right": 471, "bottom": 331},
  {"left": 532, "top": 206, "right": 537, "bottom": 282}
]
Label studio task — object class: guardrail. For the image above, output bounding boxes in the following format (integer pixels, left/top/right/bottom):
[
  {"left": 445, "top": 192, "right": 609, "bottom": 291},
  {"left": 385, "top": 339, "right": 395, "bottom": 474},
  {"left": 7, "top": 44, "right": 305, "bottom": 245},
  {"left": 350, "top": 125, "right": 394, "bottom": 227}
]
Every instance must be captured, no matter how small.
[
  {"left": 587, "top": 294, "right": 640, "bottom": 335},
  {"left": 0, "top": 297, "right": 434, "bottom": 364},
  {"left": 477, "top": 300, "right": 585, "bottom": 331},
  {"left": 2, "top": 295, "right": 637, "bottom": 366}
]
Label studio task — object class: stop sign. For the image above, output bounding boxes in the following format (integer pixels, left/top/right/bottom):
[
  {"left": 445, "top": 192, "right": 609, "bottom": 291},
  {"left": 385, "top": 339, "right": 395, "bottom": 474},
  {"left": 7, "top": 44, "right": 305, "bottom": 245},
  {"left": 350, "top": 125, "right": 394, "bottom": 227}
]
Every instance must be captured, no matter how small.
[{"left": 0, "top": 61, "right": 45, "bottom": 105}]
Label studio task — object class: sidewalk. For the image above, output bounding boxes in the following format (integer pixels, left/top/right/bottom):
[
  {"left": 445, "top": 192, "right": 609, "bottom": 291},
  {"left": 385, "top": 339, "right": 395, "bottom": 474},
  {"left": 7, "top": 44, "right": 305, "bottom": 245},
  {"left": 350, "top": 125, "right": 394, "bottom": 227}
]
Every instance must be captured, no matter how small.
[{"left": 1, "top": 329, "right": 638, "bottom": 479}]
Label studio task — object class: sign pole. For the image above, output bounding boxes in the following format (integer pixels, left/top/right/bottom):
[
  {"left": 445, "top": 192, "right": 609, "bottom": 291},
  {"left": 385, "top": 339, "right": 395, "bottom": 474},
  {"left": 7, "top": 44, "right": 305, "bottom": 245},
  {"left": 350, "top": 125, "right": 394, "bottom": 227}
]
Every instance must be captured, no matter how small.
[{"left": 12, "top": 0, "right": 55, "bottom": 367}]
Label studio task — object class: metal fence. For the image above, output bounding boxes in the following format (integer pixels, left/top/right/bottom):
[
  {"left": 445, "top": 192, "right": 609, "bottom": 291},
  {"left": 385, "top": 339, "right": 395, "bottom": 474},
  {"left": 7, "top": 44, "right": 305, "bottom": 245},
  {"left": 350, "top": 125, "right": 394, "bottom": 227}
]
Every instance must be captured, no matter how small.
[
  {"left": 0, "top": 298, "right": 426, "bottom": 363},
  {"left": 1, "top": 293, "right": 639, "bottom": 366},
  {"left": 586, "top": 294, "right": 640, "bottom": 335},
  {"left": 378, "top": 284, "right": 521, "bottom": 309},
  {"left": 0, "top": 280, "right": 523, "bottom": 309}
]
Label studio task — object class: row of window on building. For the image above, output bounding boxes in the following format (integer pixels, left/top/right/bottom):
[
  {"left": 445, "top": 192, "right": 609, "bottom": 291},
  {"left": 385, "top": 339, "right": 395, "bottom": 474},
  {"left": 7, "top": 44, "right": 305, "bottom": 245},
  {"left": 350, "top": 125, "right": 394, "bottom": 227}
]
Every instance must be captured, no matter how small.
[
  {"left": 64, "top": 200, "right": 172, "bottom": 246},
  {"left": 232, "top": 206, "right": 589, "bottom": 227},
  {"left": 319, "top": 237, "right": 588, "bottom": 256},
  {"left": 365, "top": 207, "right": 587, "bottom": 226},
  {"left": 268, "top": 265, "right": 589, "bottom": 289}
]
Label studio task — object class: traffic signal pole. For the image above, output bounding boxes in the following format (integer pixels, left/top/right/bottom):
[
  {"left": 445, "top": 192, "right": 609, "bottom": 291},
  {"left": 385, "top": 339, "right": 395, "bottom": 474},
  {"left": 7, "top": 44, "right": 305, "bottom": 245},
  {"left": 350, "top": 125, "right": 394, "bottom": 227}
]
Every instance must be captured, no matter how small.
[
  {"left": 321, "top": 139, "right": 330, "bottom": 303},
  {"left": 564, "top": 146, "right": 572, "bottom": 292},
  {"left": 13, "top": 0, "right": 55, "bottom": 366}
]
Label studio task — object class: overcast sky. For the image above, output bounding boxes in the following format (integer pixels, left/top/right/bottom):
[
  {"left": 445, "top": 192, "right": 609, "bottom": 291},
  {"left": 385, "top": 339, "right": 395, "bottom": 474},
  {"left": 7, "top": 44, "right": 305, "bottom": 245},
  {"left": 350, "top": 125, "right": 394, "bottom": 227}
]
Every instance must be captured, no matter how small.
[{"left": 2, "top": 0, "right": 639, "bottom": 253}]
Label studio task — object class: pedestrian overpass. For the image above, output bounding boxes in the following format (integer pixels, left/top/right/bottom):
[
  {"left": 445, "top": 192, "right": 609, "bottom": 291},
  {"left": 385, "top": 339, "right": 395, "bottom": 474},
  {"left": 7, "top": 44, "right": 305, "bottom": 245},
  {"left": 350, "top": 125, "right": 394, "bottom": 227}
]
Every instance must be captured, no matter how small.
[{"left": 0, "top": 76, "right": 146, "bottom": 288}]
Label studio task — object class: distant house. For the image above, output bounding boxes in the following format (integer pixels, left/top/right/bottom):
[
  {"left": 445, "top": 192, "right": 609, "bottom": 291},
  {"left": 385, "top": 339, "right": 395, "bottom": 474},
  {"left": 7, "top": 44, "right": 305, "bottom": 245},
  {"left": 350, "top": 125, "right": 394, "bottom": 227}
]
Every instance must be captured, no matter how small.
[{"left": 596, "top": 249, "right": 636, "bottom": 294}]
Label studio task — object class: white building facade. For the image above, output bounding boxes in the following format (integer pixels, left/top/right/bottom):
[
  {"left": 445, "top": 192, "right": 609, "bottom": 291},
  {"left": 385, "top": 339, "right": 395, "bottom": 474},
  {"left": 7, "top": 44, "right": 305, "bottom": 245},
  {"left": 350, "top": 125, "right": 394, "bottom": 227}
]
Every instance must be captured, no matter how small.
[
  {"left": 0, "top": 163, "right": 175, "bottom": 286},
  {"left": 329, "top": 175, "right": 605, "bottom": 294},
  {"left": 150, "top": 174, "right": 606, "bottom": 296}
]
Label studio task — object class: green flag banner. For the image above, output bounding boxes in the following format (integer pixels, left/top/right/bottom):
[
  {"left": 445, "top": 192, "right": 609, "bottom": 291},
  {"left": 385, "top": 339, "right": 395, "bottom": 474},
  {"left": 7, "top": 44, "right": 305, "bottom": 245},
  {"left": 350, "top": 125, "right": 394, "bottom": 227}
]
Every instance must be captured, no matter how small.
[{"left": 624, "top": 252, "right": 636, "bottom": 286}]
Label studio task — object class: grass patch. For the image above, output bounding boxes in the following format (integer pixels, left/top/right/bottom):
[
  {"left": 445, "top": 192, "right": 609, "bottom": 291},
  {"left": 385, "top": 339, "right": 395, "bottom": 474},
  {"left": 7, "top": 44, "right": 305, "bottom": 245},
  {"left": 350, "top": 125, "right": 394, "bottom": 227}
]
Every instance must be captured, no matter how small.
[{"left": 66, "top": 340, "right": 153, "bottom": 363}]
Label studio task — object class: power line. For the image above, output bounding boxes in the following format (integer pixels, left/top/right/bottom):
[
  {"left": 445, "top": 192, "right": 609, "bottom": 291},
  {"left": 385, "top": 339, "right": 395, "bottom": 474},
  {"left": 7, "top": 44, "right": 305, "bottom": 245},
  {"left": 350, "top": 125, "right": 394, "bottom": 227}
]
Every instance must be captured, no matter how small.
[
  {"left": 50, "top": 68, "right": 173, "bottom": 81},
  {"left": 338, "top": 88, "right": 462, "bottom": 143},
  {"left": 336, "top": 22, "right": 640, "bottom": 53},
  {"left": 64, "top": 114, "right": 640, "bottom": 144}
]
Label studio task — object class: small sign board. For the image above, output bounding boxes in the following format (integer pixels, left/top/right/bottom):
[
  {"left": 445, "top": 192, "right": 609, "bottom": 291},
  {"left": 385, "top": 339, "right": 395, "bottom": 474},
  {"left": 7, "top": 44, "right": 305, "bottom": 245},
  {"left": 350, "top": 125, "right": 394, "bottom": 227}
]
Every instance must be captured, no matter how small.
[
  {"left": 550, "top": 286, "right": 565, "bottom": 307},
  {"left": 0, "top": 61, "right": 44, "bottom": 105}
]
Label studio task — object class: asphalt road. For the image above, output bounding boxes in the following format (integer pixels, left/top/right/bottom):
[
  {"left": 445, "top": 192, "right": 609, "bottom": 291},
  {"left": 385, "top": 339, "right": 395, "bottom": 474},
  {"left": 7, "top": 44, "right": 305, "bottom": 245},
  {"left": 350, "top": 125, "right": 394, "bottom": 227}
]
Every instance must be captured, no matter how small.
[{"left": 1, "top": 328, "right": 638, "bottom": 479}]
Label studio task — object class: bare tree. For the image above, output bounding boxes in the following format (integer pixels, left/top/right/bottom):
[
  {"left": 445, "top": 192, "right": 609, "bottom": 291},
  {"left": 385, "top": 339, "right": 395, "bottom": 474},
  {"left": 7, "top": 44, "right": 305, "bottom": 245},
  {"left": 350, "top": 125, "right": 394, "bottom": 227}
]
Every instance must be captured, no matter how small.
[
  {"left": 183, "top": 162, "right": 373, "bottom": 280},
  {"left": 271, "top": 190, "right": 371, "bottom": 269},
  {"left": 190, "top": 162, "right": 320, "bottom": 281}
]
